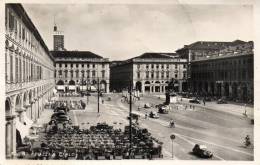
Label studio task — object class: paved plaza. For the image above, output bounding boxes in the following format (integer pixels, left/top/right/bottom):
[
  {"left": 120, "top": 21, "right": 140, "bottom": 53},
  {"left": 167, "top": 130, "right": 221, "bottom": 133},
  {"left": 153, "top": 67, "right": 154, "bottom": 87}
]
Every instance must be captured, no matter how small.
[{"left": 35, "top": 93, "right": 254, "bottom": 160}]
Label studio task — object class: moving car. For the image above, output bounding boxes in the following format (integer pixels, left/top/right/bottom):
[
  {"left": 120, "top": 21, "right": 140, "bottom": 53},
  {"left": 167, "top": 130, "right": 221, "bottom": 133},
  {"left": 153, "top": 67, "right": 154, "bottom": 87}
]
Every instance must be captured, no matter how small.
[
  {"left": 192, "top": 144, "right": 213, "bottom": 158},
  {"left": 189, "top": 98, "right": 200, "bottom": 104}
]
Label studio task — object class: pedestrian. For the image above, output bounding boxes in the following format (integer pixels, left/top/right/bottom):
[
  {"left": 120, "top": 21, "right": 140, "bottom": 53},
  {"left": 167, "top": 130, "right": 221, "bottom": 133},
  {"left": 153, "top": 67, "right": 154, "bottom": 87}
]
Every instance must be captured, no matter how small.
[
  {"left": 190, "top": 105, "right": 192, "bottom": 109},
  {"left": 203, "top": 99, "right": 205, "bottom": 106},
  {"left": 185, "top": 105, "right": 187, "bottom": 110},
  {"left": 145, "top": 113, "right": 148, "bottom": 119},
  {"left": 193, "top": 105, "right": 195, "bottom": 110}
]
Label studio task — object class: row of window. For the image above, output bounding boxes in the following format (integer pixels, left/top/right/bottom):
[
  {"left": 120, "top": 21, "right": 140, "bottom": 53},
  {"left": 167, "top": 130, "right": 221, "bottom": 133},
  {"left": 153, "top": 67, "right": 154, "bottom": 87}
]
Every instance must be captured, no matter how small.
[
  {"left": 6, "top": 8, "right": 44, "bottom": 56},
  {"left": 192, "top": 58, "right": 253, "bottom": 70},
  {"left": 57, "top": 63, "right": 106, "bottom": 68},
  {"left": 56, "top": 70, "right": 106, "bottom": 78},
  {"left": 136, "top": 71, "right": 187, "bottom": 79},
  {"left": 7, "top": 54, "right": 43, "bottom": 83},
  {"left": 137, "top": 64, "right": 186, "bottom": 69},
  {"left": 191, "top": 69, "right": 252, "bottom": 81}
]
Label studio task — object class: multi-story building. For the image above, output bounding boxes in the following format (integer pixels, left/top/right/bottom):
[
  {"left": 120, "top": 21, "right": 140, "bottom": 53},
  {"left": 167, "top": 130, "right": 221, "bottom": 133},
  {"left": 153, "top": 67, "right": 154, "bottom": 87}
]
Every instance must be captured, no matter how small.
[
  {"left": 5, "top": 4, "right": 55, "bottom": 158},
  {"left": 176, "top": 40, "right": 249, "bottom": 90},
  {"left": 52, "top": 51, "right": 110, "bottom": 93},
  {"left": 190, "top": 41, "right": 253, "bottom": 103},
  {"left": 110, "top": 53, "right": 188, "bottom": 93}
]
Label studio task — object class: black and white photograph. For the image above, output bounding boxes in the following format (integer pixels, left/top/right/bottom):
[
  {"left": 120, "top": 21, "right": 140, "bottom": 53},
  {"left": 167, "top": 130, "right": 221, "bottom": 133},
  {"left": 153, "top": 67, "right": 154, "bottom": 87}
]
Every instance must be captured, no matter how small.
[{"left": 2, "top": 0, "right": 259, "bottom": 163}]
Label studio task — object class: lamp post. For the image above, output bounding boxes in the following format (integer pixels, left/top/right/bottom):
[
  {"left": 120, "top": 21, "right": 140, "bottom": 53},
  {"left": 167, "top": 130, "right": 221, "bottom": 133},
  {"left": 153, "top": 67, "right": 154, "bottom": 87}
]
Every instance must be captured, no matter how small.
[
  {"left": 170, "top": 134, "right": 175, "bottom": 159},
  {"left": 128, "top": 80, "right": 133, "bottom": 158},
  {"left": 97, "top": 77, "right": 100, "bottom": 113},
  {"left": 86, "top": 80, "right": 90, "bottom": 105}
]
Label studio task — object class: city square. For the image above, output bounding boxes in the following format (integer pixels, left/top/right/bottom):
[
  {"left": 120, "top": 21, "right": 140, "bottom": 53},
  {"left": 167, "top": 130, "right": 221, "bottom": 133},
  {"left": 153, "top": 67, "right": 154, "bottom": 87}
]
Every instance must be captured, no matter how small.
[{"left": 4, "top": 3, "right": 255, "bottom": 161}]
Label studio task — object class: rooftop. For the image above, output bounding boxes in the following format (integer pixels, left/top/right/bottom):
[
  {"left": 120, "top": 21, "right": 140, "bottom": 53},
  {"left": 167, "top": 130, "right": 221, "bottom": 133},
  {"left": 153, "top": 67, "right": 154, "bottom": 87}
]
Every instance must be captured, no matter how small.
[
  {"left": 133, "top": 52, "right": 179, "bottom": 59},
  {"left": 176, "top": 40, "right": 247, "bottom": 52},
  {"left": 51, "top": 51, "right": 104, "bottom": 59}
]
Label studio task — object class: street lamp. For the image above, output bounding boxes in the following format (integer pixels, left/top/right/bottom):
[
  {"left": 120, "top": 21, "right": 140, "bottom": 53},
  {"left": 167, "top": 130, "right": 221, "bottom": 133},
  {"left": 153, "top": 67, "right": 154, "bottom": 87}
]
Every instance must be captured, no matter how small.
[
  {"left": 97, "top": 77, "right": 100, "bottom": 113},
  {"left": 170, "top": 134, "right": 175, "bottom": 159},
  {"left": 128, "top": 80, "right": 133, "bottom": 158}
]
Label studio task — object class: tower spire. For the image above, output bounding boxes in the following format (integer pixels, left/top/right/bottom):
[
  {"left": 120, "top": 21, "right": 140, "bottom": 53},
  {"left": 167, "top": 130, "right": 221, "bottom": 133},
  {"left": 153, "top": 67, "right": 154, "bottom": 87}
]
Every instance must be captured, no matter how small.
[{"left": 54, "top": 14, "right": 57, "bottom": 32}]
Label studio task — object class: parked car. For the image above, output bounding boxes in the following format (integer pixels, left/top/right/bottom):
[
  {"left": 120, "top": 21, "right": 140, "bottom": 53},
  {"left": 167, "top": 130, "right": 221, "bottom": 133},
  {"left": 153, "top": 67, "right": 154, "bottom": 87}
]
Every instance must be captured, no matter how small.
[
  {"left": 204, "top": 97, "right": 212, "bottom": 101},
  {"left": 144, "top": 103, "right": 152, "bottom": 108},
  {"left": 192, "top": 144, "right": 213, "bottom": 158},
  {"left": 189, "top": 98, "right": 200, "bottom": 104},
  {"left": 149, "top": 111, "right": 159, "bottom": 118},
  {"left": 158, "top": 105, "right": 170, "bottom": 114},
  {"left": 155, "top": 104, "right": 164, "bottom": 109},
  {"left": 217, "top": 98, "right": 227, "bottom": 104},
  {"left": 127, "top": 113, "right": 140, "bottom": 120}
]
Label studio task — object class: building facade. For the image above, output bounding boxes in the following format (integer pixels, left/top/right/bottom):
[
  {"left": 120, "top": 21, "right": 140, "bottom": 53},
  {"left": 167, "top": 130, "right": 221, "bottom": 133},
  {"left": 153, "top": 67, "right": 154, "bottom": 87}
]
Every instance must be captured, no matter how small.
[
  {"left": 52, "top": 51, "right": 110, "bottom": 93},
  {"left": 110, "top": 53, "right": 188, "bottom": 93},
  {"left": 190, "top": 41, "right": 253, "bottom": 103},
  {"left": 53, "top": 25, "right": 65, "bottom": 51},
  {"left": 176, "top": 40, "right": 249, "bottom": 91},
  {"left": 5, "top": 4, "right": 55, "bottom": 158}
]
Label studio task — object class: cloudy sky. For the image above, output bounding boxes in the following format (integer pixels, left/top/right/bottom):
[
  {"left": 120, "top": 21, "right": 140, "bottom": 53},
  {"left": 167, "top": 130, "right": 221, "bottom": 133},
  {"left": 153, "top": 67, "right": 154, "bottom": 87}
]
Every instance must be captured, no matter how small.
[{"left": 23, "top": 3, "right": 253, "bottom": 60}]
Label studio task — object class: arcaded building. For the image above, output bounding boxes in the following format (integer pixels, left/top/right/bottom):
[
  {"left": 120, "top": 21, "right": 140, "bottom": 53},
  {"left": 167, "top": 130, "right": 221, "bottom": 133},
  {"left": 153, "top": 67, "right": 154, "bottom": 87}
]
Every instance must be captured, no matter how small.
[
  {"left": 190, "top": 41, "right": 253, "bottom": 103},
  {"left": 5, "top": 4, "right": 55, "bottom": 158},
  {"left": 110, "top": 53, "right": 188, "bottom": 93},
  {"left": 52, "top": 51, "right": 110, "bottom": 93}
]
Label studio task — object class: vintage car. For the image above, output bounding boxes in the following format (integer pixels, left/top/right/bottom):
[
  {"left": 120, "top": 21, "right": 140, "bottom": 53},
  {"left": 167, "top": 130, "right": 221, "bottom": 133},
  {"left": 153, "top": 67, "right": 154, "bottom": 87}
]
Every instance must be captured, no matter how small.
[
  {"left": 149, "top": 111, "right": 159, "bottom": 119},
  {"left": 158, "top": 105, "right": 170, "bottom": 114},
  {"left": 189, "top": 98, "right": 200, "bottom": 104},
  {"left": 144, "top": 103, "right": 152, "bottom": 108},
  {"left": 217, "top": 98, "right": 227, "bottom": 104},
  {"left": 192, "top": 144, "right": 213, "bottom": 158},
  {"left": 127, "top": 113, "right": 140, "bottom": 121}
]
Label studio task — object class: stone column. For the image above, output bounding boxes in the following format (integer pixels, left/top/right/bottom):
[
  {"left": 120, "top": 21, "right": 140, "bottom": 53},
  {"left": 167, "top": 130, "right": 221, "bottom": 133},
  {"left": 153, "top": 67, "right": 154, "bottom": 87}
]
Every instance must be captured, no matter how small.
[
  {"left": 141, "top": 81, "right": 145, "bottom": 93},
  {"left": 106, "top": 82, "right": 110, "bottom": 93},
  {"left": 221, "top": 83, "right": 225, "bottom": 98},
  {"left": 229, "top": 84, "right": 232, "bottom": 98},
  {"left": 179, "top": 81, "right": 183, "bottom": 93},
  {"left": 15, "top": 108, "right": 26, "bottom": 123},
  {"left": 31, "top": 103, "right": 35, "bottom": 121},
  {"left": 208, "top": 83, "right": 211, "bottom": 95},
  {"left": 11, "top": 117, "right": 16, "bottom": 157},
  {"left": 5, "top": 118, "right": 13, "bottom": 158}
]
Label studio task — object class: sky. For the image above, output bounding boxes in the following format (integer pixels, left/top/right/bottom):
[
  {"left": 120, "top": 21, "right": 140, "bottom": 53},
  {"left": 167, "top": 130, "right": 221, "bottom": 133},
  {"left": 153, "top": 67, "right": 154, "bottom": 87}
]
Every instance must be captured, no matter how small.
[{"left": 23, "top": 3, "right": 254, "bottom": 60}]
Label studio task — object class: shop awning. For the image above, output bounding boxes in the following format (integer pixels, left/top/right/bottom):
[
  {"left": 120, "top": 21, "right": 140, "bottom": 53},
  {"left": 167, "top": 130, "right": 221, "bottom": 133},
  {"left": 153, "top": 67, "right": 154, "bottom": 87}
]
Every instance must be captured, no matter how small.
[
  {"left": 69, "top": 85, "right": 76, "bottom": 90},
  {"left": 57, "top": 86, "right": 64, "bottom": 90}
]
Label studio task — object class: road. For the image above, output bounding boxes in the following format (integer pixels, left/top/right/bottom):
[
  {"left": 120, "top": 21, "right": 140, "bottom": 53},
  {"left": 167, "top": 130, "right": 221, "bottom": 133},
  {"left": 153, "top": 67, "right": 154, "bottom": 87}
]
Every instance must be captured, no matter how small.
[{"left": 66, "top": 93, "right": 254, "bottom": 160}]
